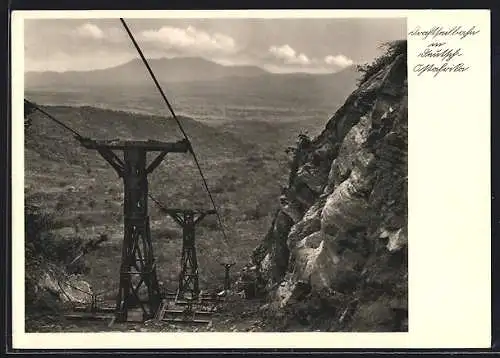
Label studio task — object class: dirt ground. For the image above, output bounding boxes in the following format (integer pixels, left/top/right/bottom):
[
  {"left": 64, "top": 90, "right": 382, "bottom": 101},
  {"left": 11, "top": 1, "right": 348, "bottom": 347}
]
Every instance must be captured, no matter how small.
[{"left": 26, "top": 294, "right": 271, "bottom": 333}]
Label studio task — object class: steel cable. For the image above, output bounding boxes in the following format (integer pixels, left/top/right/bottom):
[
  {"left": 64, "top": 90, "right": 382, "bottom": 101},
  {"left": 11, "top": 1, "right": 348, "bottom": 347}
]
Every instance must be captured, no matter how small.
[
  {"left": 24, "top": 99, "right": 84, "bottom": 139},
  {"left": 119, "top": 18, "right": 230, "bottom": 250}
]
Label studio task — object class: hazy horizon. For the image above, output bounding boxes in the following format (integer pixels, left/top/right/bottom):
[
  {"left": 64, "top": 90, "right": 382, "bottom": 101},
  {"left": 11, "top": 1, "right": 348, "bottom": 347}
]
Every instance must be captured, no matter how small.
[{"left": 24, "top": 55, "right": 362, "bottom": 75}]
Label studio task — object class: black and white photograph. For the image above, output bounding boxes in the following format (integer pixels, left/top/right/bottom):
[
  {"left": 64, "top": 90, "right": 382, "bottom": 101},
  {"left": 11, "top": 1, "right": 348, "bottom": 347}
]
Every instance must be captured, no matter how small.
[{"left": 22, "top": 15, "right": 408, "bottom": 333}]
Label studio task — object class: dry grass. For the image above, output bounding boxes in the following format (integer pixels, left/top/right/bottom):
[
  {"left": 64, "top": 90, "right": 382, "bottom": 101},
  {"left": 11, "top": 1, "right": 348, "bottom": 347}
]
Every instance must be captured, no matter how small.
[{"left": 25, "top": 105, "right": 324, "bottom": 297}]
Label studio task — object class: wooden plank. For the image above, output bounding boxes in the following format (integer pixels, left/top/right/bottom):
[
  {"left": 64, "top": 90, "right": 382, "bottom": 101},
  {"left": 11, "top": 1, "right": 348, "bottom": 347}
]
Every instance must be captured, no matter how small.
[
  {"left": 79, "top": 138, "right": 190, "bottom": 152},
  {"left": 162, "top": 295, "right": 222, "bottom": 301},
  {"left": 66, "top": 309, "right": 144, "bottom": 323},
  {"left": 164, "top": 310, "right": 212, "bottom": 315},
  {"left": 161, "top": 318, "right": 211, "bottom": 324},
  {"left": 171, "top": 300, "right": 220, "bottom": 305},
  {"left": 154, "top": 300, "right": 171, "bottom": 322},
  {"left": 65, "top": 313, "right": 113, "bottom": 321},
  {"left": 73, "top": 306, "right": 115, "bottom": 313},
  {"left": 163, "top": 294, "right": 219, "bottom": 299}
]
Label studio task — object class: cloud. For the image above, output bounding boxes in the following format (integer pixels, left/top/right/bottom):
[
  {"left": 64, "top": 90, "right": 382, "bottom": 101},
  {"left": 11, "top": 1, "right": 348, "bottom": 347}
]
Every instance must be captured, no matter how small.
[
  {"left": 268, "top": 44, "right": 310, "bottom": 65},
  {"left": 139, "top": 26, "right": 237, "bottom": 55},
  {"left": 324, "top": 54, "right": 354, "bottom": 68},
  {"left": 267, "top": 44, "right": 353, "bottom": 72},
  {"left": 75, "top": 23, "right": 104, "bottom": 39}
]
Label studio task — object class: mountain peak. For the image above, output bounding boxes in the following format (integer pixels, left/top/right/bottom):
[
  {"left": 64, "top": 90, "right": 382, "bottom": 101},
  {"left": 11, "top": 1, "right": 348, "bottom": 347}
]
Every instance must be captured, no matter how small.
[{"left": 26, "top": 56, "right": 271, "bottom": 86}]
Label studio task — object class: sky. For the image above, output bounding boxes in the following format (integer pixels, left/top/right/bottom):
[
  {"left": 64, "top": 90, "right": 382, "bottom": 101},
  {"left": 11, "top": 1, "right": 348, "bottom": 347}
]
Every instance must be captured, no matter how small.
[{"left": 24, "top": 18, "right": 406, "bottom": 74}]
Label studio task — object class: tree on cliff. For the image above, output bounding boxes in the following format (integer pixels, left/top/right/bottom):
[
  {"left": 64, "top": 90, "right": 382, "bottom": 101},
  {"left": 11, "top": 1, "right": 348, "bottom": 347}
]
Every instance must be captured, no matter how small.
[{"left": 357, "top": 40, "right": 407, "bottom": 85}]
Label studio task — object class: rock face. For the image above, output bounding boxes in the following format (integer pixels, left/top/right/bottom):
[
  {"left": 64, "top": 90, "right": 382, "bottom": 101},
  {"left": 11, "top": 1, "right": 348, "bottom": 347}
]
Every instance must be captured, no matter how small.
[{"left": 248, "top": 42, "right": 408, "bottom": 332}]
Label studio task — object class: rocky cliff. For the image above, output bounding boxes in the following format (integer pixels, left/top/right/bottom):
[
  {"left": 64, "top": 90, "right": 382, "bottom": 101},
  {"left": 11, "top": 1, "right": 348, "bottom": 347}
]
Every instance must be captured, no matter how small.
[{"left": 243, "top": 41, "right": 408, "bottom": 332}]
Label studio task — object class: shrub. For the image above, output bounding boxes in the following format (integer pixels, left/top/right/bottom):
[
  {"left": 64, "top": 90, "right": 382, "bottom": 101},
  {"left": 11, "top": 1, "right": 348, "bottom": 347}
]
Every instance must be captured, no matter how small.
[
  {"left": 357, "top": 40, "right": 407, "bottom": 85},
  {"left": 25, "top": 204, "right": 85, "bottom": 307}
]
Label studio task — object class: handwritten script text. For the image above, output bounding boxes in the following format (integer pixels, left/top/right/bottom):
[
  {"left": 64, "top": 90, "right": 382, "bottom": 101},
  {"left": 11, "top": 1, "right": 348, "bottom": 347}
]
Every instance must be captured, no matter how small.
[{"left": 408, "top": 25, "right": 479, "bottom": 77}]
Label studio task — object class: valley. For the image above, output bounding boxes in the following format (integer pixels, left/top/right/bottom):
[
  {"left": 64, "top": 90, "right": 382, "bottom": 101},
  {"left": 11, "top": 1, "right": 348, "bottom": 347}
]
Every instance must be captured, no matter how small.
[
  {"left": 24, "top": 103, "right": 331, "bottom": 298},
  {"left": 23, "top": 55, "right": 361, "bottom": 332}
]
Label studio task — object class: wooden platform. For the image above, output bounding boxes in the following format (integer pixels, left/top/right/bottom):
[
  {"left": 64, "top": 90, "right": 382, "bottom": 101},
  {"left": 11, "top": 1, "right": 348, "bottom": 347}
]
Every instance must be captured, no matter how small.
[
  {"left": 155, "top": 299, "right": 214, "bottom": 325},
  {"left": 162, "top": 292, "right": 224, "bottom": 303},
  {"left": 66, "top": 303, "right": 144, "bottom": 323},
  {"left": 73, "top": 305, "right": 115, "bottom": 313}
]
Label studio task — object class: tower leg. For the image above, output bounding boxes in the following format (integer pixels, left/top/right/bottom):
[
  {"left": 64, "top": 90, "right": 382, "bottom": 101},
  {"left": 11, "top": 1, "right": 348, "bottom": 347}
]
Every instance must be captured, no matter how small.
[{"left": 177, "top": 212, "right": 200, "bottom": 301}]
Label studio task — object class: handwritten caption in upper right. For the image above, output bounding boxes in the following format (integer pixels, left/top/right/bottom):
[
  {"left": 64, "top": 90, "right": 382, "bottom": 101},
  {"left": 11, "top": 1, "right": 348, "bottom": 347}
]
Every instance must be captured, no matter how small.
[{"left": 408, "top": 25, "right": 480, "bottom": 78}]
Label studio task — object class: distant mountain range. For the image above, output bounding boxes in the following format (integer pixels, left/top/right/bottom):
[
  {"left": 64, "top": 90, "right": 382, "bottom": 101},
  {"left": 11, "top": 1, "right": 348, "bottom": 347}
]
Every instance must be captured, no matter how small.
[{"left": 25, "top": 56, "right": 360, "bottom": 91}]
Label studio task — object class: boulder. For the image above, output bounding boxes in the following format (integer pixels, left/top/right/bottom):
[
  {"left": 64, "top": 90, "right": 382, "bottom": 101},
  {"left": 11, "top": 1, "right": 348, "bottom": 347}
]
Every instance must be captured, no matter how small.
[{"left": 38, "top": 272, "right": 93, "bottom": 304}]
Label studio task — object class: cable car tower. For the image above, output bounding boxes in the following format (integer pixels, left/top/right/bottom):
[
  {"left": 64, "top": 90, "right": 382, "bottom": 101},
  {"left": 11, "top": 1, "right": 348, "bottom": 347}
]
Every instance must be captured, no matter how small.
[
  {"left": 79, "top": 138, "right": 191, "bottom": 322},
  {"left": 159, "top": 208, "right": 216, "bottom": 300}
]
